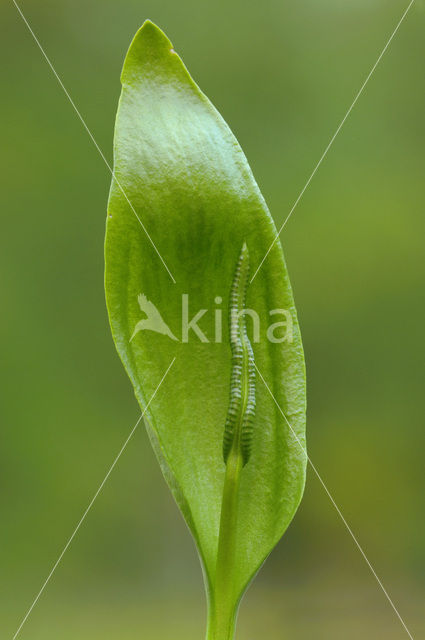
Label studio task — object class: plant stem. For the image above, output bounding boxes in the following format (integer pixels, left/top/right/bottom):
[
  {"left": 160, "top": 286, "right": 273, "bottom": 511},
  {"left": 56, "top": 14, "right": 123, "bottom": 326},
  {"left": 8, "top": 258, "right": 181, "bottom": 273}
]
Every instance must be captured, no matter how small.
[{"left": 207, "top": 447, "right": 243, "bottom": 640}]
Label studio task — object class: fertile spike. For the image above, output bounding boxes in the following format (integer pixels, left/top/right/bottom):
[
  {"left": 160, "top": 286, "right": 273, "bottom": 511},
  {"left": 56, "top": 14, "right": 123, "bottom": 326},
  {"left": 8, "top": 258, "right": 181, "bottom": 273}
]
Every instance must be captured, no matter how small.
[{"left": 223, "top": 243, "right": 256, "bottom": 466}]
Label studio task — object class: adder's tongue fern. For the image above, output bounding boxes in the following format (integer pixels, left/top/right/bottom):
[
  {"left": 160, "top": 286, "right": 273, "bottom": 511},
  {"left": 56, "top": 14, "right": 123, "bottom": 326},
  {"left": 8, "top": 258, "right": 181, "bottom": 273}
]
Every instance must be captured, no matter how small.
[{"left": 105, "top": 20, "right": 307, "bottom": 640}]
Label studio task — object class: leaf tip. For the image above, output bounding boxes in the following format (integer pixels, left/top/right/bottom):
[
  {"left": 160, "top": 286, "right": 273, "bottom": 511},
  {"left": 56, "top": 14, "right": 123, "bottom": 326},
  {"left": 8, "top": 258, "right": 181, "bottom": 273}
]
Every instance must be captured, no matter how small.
[
  {"left": 138, "top": 19, "right": 168, "bottom": 39},
  {"left": 121, "top": 20, "right": 174, "bottom": 85}
]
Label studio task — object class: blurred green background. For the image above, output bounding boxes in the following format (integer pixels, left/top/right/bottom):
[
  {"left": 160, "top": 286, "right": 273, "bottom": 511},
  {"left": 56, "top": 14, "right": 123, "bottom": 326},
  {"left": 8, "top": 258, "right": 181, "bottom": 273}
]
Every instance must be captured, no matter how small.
[{"left": 1, "top": 0, "right": 424, "bottom": 638}]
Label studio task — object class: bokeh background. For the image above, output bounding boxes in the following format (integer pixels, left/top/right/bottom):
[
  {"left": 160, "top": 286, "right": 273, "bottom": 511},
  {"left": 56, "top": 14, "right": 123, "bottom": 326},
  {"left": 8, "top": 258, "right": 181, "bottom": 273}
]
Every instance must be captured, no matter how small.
[{"left": 1, "top": 0, "right": 424, "bottom": 638}]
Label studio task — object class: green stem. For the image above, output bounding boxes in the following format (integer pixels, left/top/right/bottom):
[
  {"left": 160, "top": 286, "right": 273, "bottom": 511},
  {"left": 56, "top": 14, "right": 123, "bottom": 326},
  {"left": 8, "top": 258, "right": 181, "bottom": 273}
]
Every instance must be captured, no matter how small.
[{"left": 207, "top": 448, "right": 243, "bottom": 640}]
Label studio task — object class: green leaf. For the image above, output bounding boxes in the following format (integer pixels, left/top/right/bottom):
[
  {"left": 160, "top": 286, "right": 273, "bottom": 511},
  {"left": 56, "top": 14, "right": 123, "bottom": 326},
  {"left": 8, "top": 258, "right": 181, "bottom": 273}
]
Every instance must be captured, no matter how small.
[{"left": 105, "top": 21, "right": 306, "bottom": 640}]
